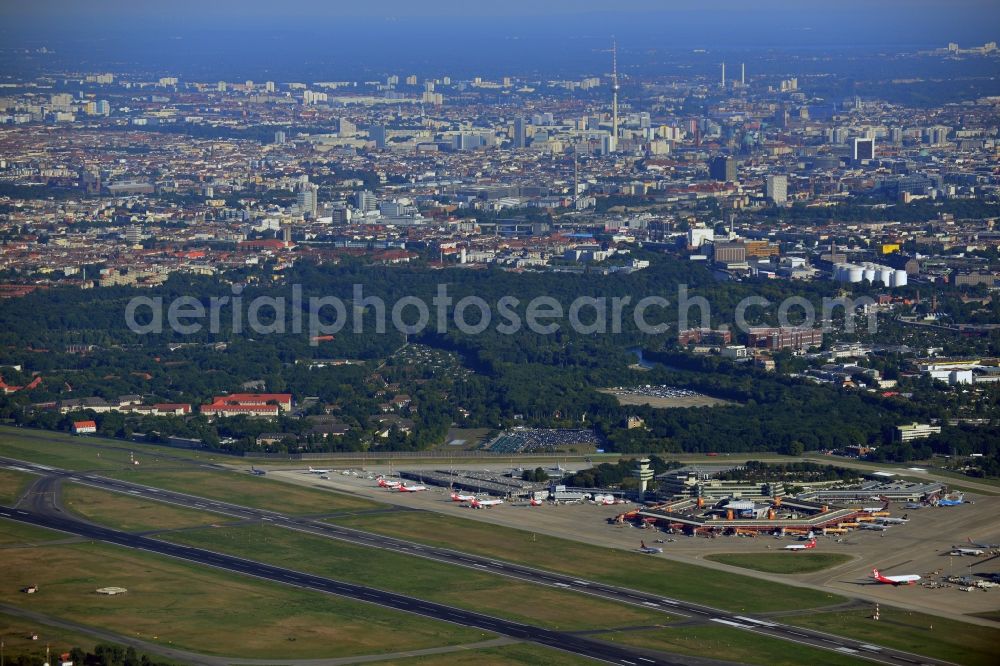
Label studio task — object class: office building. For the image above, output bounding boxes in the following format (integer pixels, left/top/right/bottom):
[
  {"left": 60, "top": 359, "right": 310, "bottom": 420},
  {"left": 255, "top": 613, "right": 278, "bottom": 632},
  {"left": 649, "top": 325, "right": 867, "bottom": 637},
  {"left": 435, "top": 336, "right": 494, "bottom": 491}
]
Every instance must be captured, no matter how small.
[
  {"left": 370, "top": 125, "right": 386, "bottom": 149},
  {"left": 297, "top": 184, "right": 318, "bottom": 218},
  {"left": 274, "top": 130, "right": 286, "bottom": 145},
  {"left": 355, "top": 190, "right": 378, "bottom": 213},
  {"left": 853, "top": 137, "right": 875, "bottom": 162},
  {"left": 513, "top": 117, "right": 527, "bottom": 149},
  {"left": 896, "top": 422, "right": 942, "bottom": 442},
  {"left": 709, "top": 156, "right": 737, "bottom": 182},
  {"left": 766, "top": 174, "right": 788, "bottom": 204}
]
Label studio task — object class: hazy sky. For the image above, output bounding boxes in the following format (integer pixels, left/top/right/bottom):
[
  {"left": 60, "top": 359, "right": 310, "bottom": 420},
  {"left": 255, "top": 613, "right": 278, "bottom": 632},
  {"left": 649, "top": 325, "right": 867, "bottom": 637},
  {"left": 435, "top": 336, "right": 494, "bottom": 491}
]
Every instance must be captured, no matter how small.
[{"left": 2, "top": 1, "right": 998, "bottom": 79}]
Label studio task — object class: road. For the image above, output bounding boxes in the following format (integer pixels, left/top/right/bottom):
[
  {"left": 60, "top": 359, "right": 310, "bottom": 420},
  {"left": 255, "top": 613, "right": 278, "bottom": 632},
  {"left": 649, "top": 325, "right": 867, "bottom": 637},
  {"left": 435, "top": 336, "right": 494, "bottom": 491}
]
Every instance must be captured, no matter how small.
[{"left": 1, "top": 457, "right": 955, "bottom": 666}]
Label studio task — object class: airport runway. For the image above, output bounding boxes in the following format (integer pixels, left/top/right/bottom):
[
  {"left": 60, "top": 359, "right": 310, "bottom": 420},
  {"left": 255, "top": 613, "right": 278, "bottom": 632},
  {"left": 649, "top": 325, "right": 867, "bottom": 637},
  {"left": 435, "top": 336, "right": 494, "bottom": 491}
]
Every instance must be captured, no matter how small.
[{"left": 0, "top": 457, "right": 955, "bottom": 666}]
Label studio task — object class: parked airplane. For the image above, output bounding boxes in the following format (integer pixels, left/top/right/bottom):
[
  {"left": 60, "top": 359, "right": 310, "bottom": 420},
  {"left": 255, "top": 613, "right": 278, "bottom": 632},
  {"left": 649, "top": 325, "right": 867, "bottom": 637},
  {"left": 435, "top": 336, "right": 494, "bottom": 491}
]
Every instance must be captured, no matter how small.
[
  {"left": 859, "top": 523, "right": 887, "bottom": 531},
  {"left": 871, "top": 568, "right": 920, "bottom": 586},
  {"left": 470, "top": 497, "right": 503, "bottom": 508},
  {"left": 376, "top": 477, "right": 402, "bottom": 489},
  {"left": 308, "top": 466, "right": 331, "bottom": 474},
  {"left": 967, "top": 537, "right": 1000, "bottom": 549},
  {"left": 529, "top": 497, "right": 543, "bottom": 506},
  {"left": 250, "top": 465, "right": 266, "bottom": 476},
  {"left": 450, "top": 491, "right": 476, "bottom": 502},
  {"left": 638, "top": 540, "right": 663, "bottom": 554},
  {"left": 938, "top": 498, "right": 964, "bottom": 506},
  {"left": 783, "top": 538, "right": 817, "bottom": 551},
  {"left": 875, "top": 517, "right": 909, "bottom": 525},
  {"left": 950, "top": 548, "right": 985, "bottom": 556},
  {"left": 398, "top": 483, "right": 427, "bottom": 492},
  {"left": 904, "top": 503, "right": 924, "bottom": 509}
]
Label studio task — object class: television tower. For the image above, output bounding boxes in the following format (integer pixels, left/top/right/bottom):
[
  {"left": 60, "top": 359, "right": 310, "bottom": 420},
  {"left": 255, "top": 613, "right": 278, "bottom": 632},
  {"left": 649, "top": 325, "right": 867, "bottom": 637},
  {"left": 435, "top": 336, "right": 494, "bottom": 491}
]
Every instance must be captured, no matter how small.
[
  {"left": 721, "top": 62, "right": 726, "bottom": 88},
  {"left": 610, "top": 37, "right": 619, "bottom": 153},
  {"left": 741, "top": 62, "right": 746, "bottom": 86}
]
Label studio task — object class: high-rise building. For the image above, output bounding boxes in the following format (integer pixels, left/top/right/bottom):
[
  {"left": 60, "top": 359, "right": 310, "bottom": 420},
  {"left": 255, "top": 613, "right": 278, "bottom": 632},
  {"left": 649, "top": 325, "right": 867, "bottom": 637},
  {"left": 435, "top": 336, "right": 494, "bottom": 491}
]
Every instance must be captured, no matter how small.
[
  {"left": 336, "top": 118, "right": 356, "bottom": 136},
  {"left": 709, "top": 156, "right": 737, "bottom": 182},
  {"left": 297, "top": 184, "right": 318, "bottom": 218},
  {"left": 369, "top": 125, "right": 386, "bottom": 149},
  {"left": 405, "top": 74, "right": 418, "bottom": 85},
  {"left": 766, "top": 175, "right": 788, "bottom": 204},
  {"left": 354, "top": 190, "right": 378, "bottom": 213},
  {"left": 265, "top": 81, "right": 275, "bottom": 93},
  {"left": 513, "top": 117, "right": 527, "bottom": 149},
  {"left": 853, "top": 137, "right": 875, "bottom": 162},
  {"left": 274, "top": 130, "right": 286, "bottom": 145}
]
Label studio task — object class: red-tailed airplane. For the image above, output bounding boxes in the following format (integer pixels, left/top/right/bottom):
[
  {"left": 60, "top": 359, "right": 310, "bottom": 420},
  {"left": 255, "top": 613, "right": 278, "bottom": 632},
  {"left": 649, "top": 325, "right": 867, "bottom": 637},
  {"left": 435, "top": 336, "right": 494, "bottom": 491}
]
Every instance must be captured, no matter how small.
[
  {"left": 376, "top": 476, "right": 401, "bottom": 489},
  {"left": 398, "top": 483, "right": 427, "bottom": 492},
  {"left": 783, "top": 538, "right": 817, "bottom": 551},
  {"left": 529, "top": 497, "right": 543, "bottom": 506},
  {"left": 470, "top": 498, "right": 503, "bottom": 508},
  {"left": 450, "top": 491, "right": 476, "bottom": 502},
  {"left": 871, "top": 568, "right": 921, "bottom": 586}
]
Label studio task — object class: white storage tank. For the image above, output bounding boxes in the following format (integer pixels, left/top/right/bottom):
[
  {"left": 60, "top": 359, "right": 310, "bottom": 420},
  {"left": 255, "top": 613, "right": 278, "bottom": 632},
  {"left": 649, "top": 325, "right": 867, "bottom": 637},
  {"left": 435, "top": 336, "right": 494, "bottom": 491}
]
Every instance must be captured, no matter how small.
[
  {"left": 847, "top": 265, "right": 864, "bottom": 283},
  {"left": 892, "top": 269, "right": 908, "bottom": 287},
  {"left": 863, "top": 265, "right": 876, "bottom": 282},
  {"left": 877, "top": 268, "right": 894, "bottom": 286}
]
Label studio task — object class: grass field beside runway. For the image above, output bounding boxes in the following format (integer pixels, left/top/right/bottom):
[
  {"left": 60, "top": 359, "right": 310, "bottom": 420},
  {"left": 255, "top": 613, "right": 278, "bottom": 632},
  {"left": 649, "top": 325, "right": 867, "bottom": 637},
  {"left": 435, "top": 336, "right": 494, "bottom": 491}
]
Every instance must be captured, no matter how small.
[
  {"left": 0, "top": 611, "right": 102, "bottom": 663},
  {"left": 61, "top": 482, "right": 224, "bottom": 532},
  {"left": 0, "top": 467, "right": 35, "bottom": 504},
  {"left": 0, "top": 425, "right": 214, "bottom": 470},
  {"left": 604, "top": 625, "right": 866, "bottom": 666},
  {"left": 0, "top": 517, "right": 72, "bottom": 546},
  {"left": 159, "top": 523, "right": 673, "bottom": 633},
  {"left": 785, "top": 607, "right": 1000, "bottom": 666},
  {"left": 103, "top": 467, "right": 380, "bottom": 515},
  {"left": 329, "top": 511, "right": 846, "bottom": 613},
  {"left": 704, "top": 552, "right": 853, "bottom": 574},
  {"left": 0, "top": 518, "right": 488, "bottom": 660}
]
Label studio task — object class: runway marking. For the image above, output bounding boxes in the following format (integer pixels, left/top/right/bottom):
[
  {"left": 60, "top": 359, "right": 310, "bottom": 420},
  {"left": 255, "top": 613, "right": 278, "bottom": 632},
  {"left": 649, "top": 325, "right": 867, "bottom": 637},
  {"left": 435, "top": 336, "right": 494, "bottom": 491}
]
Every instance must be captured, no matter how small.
[
  {"left": 835, "top": 647, "right": 858, "bottom": 654},
  {"left": 642, "top": 601, "right": 660, "bottom": 607},
  {"left": 710, "top": 619, "right": 749, "bottom": 629}
]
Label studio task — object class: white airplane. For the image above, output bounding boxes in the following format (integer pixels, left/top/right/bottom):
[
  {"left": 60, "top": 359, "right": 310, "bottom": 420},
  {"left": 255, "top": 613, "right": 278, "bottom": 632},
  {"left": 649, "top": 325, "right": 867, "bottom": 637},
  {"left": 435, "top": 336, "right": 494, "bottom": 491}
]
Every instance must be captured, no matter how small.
[
  {"left": 859, "top": 523, "right": 887, "bottom": 531},
  {"left": 450, "top": 491, "right": 476, "bottom": 502},
  {"left": 638, "top": 540, "right": 663, "bottom": 554},
  {"left": 308, "top": 466, "right": 331, "bottom": 474},
  {"left": 967, "top": 537, "right": 1000, "bottom": 549},
  {"left": 783, "top": 538, "right": 817, "bottom": 551},
  {"left": 875, "top": 517, "right": 909, "bottom": 525},
  {"left": 529, "top": 497, "right": 543, "bottom": 506},
  {"left": 376, "top": 477, "right": 401, "bottom": 489},
  {"left": 950, "top": 548, "right": 985, "bottom": 556},
  {"left": 871, "top": 568, "right": 920, "bottom": 586},
  {"left": 470, "top": 497, "right": 503, "bottom": 508},
  {"left": 398, "top": 483, "right": 427, "bottom": 492}
]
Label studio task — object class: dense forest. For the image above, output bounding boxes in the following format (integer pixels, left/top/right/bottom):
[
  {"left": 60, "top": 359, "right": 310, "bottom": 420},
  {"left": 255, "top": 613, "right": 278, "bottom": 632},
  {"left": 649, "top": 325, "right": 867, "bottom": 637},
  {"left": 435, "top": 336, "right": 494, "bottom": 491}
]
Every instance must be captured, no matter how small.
[{"left": 0, "top": 251, "right": 996, "bottom": 467}]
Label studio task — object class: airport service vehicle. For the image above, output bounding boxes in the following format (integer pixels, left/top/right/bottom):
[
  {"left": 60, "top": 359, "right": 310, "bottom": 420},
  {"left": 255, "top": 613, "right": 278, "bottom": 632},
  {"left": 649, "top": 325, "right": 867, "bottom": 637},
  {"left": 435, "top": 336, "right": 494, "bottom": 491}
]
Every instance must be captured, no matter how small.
[
  {"left": 470, "top": 497, "right": 503, "bottom": 508},
  {"left": 319, "top": 474, "right": 330, "bottom": 480},
  {"left": 376, "top": 477, "right": 402, "bottom": 489},
  {"left": 450, "top": 491, "right": 476, "bottom": 502},
  {"left": 783, "top": 538, "right": 817, "bottom": 551},
  {"left": 638, "top": 540, "right": 663, "bottom": 554},
  {"left": 871, "top": 568, "right": 921, "bottom": 586},
  {"left": 398, "top": 483, "right": 428, "bottom": 492},
  {"left": 529, "top": 497, "right": 543, "bottom": 506},
  {"left": 308, "top": 466, "right": 331, "bottom": 474}
]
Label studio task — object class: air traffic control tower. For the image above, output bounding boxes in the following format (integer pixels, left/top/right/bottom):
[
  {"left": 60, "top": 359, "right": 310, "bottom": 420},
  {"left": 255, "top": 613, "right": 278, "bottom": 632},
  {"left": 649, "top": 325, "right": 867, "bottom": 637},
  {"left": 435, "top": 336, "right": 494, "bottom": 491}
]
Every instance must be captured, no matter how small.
[{"left": 634, "top": 458, "right": 654, "bottom": 496}]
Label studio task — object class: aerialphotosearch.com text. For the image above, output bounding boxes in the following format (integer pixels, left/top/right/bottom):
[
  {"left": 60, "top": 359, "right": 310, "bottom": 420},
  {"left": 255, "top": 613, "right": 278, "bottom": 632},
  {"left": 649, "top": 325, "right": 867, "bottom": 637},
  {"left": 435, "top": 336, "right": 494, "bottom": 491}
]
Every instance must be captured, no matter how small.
[{"left": 125, "top": 283, "right": 877, "bottom": 344}]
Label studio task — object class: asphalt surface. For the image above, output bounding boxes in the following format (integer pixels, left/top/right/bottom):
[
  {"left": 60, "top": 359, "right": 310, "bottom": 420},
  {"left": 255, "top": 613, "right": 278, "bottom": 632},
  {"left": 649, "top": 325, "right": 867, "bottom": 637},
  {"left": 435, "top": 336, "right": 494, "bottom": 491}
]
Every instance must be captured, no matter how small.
[{"left": 1, "top": 457, "right": 955, "bottom": 666}]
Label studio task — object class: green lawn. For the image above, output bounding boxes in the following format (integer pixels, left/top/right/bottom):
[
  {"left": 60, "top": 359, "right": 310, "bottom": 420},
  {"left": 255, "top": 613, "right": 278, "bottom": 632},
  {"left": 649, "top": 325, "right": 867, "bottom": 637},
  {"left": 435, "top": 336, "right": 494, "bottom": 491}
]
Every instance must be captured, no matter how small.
[
  {"left": 329, "top": 510, "right": 846, "bottom": 613},
  {"left": 103, "top": 467, "right": 380, "bottom": 515},
  {"left": 61, "top": 482, "right": 224, "bottom": 532},
  {"left": 0, "top": 425, "right": 214, "bottom": 470},
  {"left": 0, "top": 517, "right": 74, "bottom": 546},
  {"left": 0, "top": 467, "right": 36, "bottom": 505},
  {"left": 0, "top": 611, "right": 101, "bottom": 664},
  {"left": 705, "top": 552, "right": 853, "bottom": 574},
  {"left": 606, "top": 625, "right": 867, "bottom": 666},
  {"left": 159, "top": 523, "right": 671, "bottom": 633},
  {"left": 1, "top": 519, "right": 487, "bottom": 660},
  {"left": 786, "top": 607, "right": 1000, "bottom": 666}
]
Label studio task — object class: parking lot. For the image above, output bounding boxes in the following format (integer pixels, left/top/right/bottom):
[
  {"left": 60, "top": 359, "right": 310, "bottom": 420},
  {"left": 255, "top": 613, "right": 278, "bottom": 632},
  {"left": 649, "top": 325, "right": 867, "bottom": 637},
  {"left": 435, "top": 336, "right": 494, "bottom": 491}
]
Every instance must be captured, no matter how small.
[{"left": 600, "top": 385, "right": 734, "bottom": 409}]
